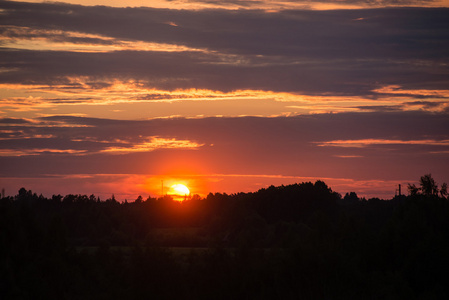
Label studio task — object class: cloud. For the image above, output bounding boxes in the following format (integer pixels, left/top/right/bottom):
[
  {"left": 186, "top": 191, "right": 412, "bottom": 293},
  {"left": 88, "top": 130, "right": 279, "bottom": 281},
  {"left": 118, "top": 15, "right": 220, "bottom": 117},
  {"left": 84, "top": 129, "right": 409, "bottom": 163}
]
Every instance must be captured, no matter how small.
[
  {"left": 2, "top": 78, "right": 446, "bottom": 120},
  {"left": 0, "top": 25, "right": 208, "bottom": 53},
  {"left": 1, "top": 2, "right": 448, "bottom": 98},
  {"left": 0, "top": 111, "right": 447, "bottom": 170},
  {"left": 189, "top": 0, "right": 444, "bottom": 8},
  {"left": 0, "top": 136, "right": 204, "bottom": 156},
  {"left": 0, "top": 148, "right": 88, "bottom": 156},
  {"left": 100, "top": 137, "right": 205, "bottom": 154},
  {"left": 1, "top": 49, "right": 448, "bottom": 100},
  {"left": 5, "top": 0, "right": 446, "bottom": 10},
  {"left": 0, "top": 1, "right": 448, "bottom": 199},
  {"left": 316, "top": 138, "right": 449, "bottom": 148},
  {"left": 0, "top": 112, "right": 447, "bottom": 198},
  {"left": 373, "top": 85, "right": 449, "bottom": 98},
  {"left": 0, "top": 116, "right": 207, "bottom": 157},
  {"left": 2, "top": 3, "right": 448, "bottom": 58}
]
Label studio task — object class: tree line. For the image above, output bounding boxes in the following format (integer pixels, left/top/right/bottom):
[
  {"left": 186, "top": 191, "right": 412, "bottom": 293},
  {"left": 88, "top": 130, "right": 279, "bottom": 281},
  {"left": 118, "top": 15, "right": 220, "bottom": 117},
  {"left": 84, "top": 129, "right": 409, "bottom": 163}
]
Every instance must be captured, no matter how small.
[{"left": 1, "top": 175, "right": 449, "bottom": 299}]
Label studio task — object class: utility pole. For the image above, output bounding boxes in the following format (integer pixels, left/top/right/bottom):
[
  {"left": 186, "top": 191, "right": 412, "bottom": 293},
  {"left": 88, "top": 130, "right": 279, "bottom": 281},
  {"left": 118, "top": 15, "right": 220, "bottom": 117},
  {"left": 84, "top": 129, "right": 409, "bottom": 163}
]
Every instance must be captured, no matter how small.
[{"left": 398, "top": 184, "right": 401, "bottom": 196}]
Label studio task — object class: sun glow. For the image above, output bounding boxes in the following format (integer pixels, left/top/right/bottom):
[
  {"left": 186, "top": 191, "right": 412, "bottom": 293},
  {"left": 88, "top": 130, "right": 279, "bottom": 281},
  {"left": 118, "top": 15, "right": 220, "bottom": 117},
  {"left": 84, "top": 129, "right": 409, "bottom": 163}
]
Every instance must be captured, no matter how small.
[{"left": 170, "top": 183, "right": 190, "bottom": 198}]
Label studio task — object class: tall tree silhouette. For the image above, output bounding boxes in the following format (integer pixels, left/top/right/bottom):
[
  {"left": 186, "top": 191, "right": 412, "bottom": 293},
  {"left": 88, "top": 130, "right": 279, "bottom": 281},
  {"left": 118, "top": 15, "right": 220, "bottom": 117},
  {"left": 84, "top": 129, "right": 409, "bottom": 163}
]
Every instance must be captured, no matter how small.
[{"left": 420, "top": 174, "right": 438, "bottom": 196}]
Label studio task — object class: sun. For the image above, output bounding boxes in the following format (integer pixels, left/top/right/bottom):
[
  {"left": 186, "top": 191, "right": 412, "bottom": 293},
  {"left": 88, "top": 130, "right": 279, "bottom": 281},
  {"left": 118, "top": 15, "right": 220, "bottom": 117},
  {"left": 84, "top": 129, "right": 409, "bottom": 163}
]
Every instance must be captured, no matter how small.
[{"left": 171, "top": 184, "right": 190, "bottom": 196}]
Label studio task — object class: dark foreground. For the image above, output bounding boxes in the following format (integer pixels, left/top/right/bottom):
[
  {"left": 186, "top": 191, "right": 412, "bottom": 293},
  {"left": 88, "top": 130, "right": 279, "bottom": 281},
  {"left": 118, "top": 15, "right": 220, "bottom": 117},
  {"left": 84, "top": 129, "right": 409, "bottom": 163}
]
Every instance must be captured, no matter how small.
[{"left": 2, "top": 180, "right": 449, "bottom": 299}]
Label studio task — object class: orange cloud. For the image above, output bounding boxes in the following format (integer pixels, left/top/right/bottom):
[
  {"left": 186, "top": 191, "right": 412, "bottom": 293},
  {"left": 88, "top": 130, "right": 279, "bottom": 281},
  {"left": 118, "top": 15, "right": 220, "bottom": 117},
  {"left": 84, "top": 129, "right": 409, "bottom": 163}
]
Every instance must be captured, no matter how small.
[
  {"left": 0, "top": 148, "right": 88, "bottom": 156},
  {"left": 0, "top": 135, "right": 204, "bottom": 157},
  {"left": 100, "top": 137, "right": 205, "bottom": 154},
  {"left": 7, "top": 0, "right": 449, "bottom": 10},
  {"left": 1, "top": 25, "right": 207, "bottom": 53},
  {"left": 373, "top": 85, "right": 449, "bottom": 98},
  {"left": 0, "top": 133, "right": 56, "bottom": 140},
  {"left": 1, "top": 79, "right": 448, "bottom": 120},
  {"left": 316, "top": 139, "right": 449, "bottom": 148}
]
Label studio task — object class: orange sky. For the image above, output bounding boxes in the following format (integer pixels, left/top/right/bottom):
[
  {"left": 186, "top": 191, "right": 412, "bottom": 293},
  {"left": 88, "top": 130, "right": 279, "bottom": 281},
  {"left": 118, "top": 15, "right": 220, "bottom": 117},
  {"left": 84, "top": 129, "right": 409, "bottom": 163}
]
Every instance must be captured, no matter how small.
[{"left": 1, "top": 0, "right": 448, "bottom": 200}]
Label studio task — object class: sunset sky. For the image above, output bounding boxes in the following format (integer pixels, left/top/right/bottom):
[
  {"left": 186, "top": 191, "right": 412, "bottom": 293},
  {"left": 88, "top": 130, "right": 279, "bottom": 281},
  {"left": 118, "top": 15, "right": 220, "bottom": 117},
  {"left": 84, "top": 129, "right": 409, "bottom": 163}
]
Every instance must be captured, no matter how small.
[{"left": 1, "top": 0, "right": 448, "bottom": 200}]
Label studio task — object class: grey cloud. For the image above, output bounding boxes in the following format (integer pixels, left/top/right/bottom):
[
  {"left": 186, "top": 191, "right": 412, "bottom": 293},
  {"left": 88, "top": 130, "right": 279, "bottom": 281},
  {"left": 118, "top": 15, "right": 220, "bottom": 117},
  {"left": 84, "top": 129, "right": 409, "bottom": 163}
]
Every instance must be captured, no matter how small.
[
  {"left": 1, "top": 2, "right": 448, "bottom": 59},
  {"left": 3, "top": 110, "right": 449, "bottom": 152},
  {"left": 0, "top": 49, "right": 446, "bottom": 96},
  {"left": 0, "top": 118, "right": 32, "bottom": 124},
  {"left": 0, "top": 137, "right": 105, "bottom": 152},
  {"left": 356, "top": 101, "right": 448, "bottom": 112},
  {"left": 193, "top": 0, "right": 438, "bottom": 6},
  {"left": 1, "top": 2, "right": 448, "bottom": 95},
  {"left": 405, "top": 101, "right": 446, "bottom": 108},
  {"left": 34, "top": 111, "right": 449, "bottom": 142},
  {"left": 0, "top": 112, "right": 447, "bottom": 183},
  {"left": 354, "top": 105, "right": 404, "bottom": 112},
  {"left": 0, "top": 25, "right": 117, "bottom": 46}
]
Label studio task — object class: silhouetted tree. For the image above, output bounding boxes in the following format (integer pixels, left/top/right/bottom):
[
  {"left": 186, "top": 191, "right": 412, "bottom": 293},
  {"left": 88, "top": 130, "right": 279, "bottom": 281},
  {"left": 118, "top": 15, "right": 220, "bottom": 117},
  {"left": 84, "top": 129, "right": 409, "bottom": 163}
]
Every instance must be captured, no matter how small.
[
  {"left": 51, "top": 194, "right": 63, "bottom": 203},
  {"left": 440, "top": 183, "right": 448, "bottom": 199},
  {"left": 63, "top": 194, "right": 76, "bottom": 204},
  {"left": 420, "top": 173, "right": 438, "bottom": 196},
  {"left": 5, "top": 180, "right": 449, "bottom": 299},
  {"left": 407, "top": 183, "right": 419, "bottom": 196},
  {"left": 344, "top": 192, "right": 359, "bottom": 203},
  {"left": 17, "top": 187, "right": 32, "bottom": 202}
]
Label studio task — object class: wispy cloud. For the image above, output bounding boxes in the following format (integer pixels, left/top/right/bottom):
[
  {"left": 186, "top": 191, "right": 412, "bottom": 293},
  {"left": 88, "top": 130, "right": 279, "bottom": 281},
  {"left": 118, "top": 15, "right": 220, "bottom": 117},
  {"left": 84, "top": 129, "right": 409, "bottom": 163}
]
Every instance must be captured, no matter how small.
[
  {"left": 2, "top": 2, "right": 449, "bottom": 102},
  {"left": 6, "top": 0, "right": 448, "bottom": 10},
  {"left": 0, "top": 148, "right": 88, "bottom": 156},
  {"left": 1, "top": 1, "right": 448, "bottom": 199},
  {"left": 1, "top": 25, "right": 209, "bottom": 53},
  {"left": 2, "top": 80, "right": 448, "bottom": 120},
  {"left": 0, "top": 130, "right": 205, "bottom": 157},
  {"left": 316, "top": 139, "right": 449, "bottom": 148},
  {"left": 373, "top": 85, "right": 449, "bottom": 98},
  {"left": 100, "top": 137, "right": 205, "bottom": 154}
]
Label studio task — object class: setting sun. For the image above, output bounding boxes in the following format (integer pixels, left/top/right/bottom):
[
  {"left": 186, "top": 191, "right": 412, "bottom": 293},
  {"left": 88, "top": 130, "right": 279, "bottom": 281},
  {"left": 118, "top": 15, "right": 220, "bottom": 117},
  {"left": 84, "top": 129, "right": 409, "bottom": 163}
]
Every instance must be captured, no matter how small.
[{"left": 171, "top": 184, "right": 190, "bottom": 196}]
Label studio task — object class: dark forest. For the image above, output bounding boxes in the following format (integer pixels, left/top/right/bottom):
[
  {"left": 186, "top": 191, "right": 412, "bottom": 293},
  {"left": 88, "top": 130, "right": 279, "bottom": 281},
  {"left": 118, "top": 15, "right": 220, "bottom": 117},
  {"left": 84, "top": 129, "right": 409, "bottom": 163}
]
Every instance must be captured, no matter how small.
[{"left": 2, "top": 175, "right": 449, "bottom": 299}]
